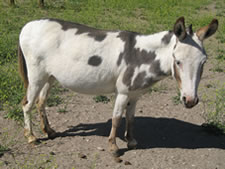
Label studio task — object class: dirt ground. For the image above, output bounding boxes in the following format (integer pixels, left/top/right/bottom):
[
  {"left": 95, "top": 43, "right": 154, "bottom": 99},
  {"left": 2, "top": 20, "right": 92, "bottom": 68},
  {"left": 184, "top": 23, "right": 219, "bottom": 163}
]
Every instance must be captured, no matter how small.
[
  {"left": 0, "top": 21, "right": 225, "bottom": 169},
  {"left": 0, "top": 58, "right": 225, "bottom": 169}
]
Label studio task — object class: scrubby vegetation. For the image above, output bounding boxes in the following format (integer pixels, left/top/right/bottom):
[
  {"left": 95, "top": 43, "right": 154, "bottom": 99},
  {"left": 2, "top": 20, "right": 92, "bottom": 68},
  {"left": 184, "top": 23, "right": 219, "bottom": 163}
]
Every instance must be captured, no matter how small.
[{"left": 202, "top": 84, "right": 225, "bottom": 134}]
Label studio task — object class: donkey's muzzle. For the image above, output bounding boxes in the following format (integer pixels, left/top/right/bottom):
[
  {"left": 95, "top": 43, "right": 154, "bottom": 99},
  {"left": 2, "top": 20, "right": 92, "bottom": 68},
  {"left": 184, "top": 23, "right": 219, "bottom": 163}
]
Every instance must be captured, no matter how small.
[{"left": 182, "top": 96, "right": 199, "bottom": 108}]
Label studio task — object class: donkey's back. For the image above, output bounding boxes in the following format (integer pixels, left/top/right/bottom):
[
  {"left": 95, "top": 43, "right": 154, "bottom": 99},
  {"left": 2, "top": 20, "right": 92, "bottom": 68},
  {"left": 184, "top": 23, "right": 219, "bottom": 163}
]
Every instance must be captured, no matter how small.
[{"left": 19, "top": 19, "right": 127, "bottom": 94}]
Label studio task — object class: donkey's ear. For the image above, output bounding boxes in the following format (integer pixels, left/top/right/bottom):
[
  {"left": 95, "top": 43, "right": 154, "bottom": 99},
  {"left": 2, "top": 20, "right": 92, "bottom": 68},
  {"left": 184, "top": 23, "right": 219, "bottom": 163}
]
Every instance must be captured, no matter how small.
[
  {"left": 196, "top": 19, "right": 218, "bottom": 41},
  {"left": 173, "top": 17, "right": 187, "bottom": 41},
  {"left": 187, "top": 24, "right": 193, "bottom": 36}
]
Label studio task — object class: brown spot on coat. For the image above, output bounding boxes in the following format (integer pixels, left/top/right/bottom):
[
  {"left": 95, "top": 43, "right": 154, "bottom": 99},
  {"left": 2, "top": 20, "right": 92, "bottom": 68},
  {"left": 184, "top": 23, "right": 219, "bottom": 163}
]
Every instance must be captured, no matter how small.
[
  {"left": 130, "top": 73, "right": 156, "bottom": 91},
  {"left": 130, "top": 71, "right": 147, "bottom": 90},
  {"left": 49, "top": 18, "right": 107, "bottom": 41},
  {"left": 76, "top": 29, "right": 107, "bottom": 41},
  {"left": 118, "top": 32, "right": 168, "bottom": 90},
  {"left": 149, "top": 60, "right": 167, "bottom": 76},
  {"left": 49, "top": 18, "right": 77, "bottom": 30},
  {"left": 122, "top": 66, "right": 135, "bottom": 87},
  {"left": 88, "top": 55, "right": 102, "bottom": 66},
  {"left": 122, "top": 61, "right": 166, "bottom": 90},
  {"left": 161, "top": 31, "right": 173, "bottom": 44},
  {"left": 117, "top": 53, "right": 123, "bottom": 66},
  {"left": 117, "top": 31, "right": 156, "bottom": 67}
]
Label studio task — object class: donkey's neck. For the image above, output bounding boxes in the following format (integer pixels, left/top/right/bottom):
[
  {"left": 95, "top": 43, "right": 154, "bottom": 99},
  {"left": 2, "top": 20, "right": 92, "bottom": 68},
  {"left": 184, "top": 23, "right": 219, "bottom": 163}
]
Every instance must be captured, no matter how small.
[{"left": 135, "top": 31, "right": 176, "bottom": 75}]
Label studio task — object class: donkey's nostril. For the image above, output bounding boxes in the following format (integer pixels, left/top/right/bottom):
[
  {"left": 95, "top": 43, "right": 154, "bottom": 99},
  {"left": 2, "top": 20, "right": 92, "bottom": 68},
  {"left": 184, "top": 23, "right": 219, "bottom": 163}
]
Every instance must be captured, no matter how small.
[
  {"left": 182, "top": 96, "right": 186, "bottom": 103},
  {"left": 183, "top": 96, "right": 198, "bottom": 108},
  {"left": 195, "top": 97, "right": 199, "bottom": 105}
]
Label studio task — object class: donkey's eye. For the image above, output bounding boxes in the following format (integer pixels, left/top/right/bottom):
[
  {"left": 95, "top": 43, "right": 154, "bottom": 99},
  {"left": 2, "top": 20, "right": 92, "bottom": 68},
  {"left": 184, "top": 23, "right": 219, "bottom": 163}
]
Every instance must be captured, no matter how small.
[{"left": 176, "top": 60, "right": 181, "bottom": 66}]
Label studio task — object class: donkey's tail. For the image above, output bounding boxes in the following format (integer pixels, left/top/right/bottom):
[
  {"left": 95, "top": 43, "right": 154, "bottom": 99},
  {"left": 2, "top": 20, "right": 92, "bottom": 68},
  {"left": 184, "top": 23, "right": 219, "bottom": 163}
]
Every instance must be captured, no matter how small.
[{"left": 18, "top": 42, "right": 29, "bottom": 89}]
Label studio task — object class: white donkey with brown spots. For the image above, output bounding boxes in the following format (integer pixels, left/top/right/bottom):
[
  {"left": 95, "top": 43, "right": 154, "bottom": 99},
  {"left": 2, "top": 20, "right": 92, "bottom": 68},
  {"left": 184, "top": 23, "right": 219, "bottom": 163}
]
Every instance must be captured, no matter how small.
[{"left": 18, "top": 17, "right": 218, "bottom": 157}]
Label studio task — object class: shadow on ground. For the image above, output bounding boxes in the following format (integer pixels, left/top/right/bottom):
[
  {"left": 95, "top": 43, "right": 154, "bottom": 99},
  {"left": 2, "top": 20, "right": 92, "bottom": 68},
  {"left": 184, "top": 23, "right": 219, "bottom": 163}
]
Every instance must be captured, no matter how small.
[{"left": 43, "top": 117, "right": 225, "bottom": 151}]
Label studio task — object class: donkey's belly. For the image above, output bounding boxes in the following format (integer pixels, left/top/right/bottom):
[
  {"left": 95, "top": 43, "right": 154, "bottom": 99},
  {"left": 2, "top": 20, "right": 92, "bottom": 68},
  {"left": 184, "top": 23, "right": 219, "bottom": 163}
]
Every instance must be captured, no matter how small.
[
  {"left": 52, "top": 65, "right": 117, "bottom": 95},
  {"left": 63, "top": 80, "right": 116, "bottom": 95}
]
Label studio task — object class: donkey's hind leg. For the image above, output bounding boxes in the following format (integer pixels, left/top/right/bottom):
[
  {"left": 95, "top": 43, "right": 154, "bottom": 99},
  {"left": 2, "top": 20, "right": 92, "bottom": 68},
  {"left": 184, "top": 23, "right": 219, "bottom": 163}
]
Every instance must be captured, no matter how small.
[
  {"left": 36, "top": 77, "right": 56, "bottom": 139},
  {"left": 23, "top": 84, "right": 44, "bottom": 143}
]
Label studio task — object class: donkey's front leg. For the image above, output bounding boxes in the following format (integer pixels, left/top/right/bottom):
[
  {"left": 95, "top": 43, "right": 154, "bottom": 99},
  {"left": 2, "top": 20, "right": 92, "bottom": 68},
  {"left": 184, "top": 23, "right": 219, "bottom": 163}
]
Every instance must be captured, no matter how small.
[
  {"left": 108, "top": 94, "right": 129, "bottom": 157},
  {"left": 125, "top": 99, "right": 138, "bottom": 149}
]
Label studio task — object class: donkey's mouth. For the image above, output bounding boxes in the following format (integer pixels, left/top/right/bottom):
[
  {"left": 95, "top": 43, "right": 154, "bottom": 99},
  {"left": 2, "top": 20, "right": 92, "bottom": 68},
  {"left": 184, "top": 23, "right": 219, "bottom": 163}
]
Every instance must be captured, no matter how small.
[
  {"left": 184, "top": 103, "right": 195, "bottom": 109},
  {"left": 183, "top": 97, "right": 199, "bottom": 109}
]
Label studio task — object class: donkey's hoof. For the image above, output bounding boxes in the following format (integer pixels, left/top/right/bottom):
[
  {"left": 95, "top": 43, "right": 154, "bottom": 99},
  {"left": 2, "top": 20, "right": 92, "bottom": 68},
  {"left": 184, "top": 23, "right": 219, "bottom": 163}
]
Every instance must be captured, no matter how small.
[
  {"left": 28, "top": 135, "right": 37, "bottom": 144},
  {"left": 127, "top": 139, "right": 138, "bottom": 149},
  {"left": 109, "top": 146, "right": 120, "bottom": 157},
  {"left": 111, "top": 149, "right": 120, "bottom": 157}
]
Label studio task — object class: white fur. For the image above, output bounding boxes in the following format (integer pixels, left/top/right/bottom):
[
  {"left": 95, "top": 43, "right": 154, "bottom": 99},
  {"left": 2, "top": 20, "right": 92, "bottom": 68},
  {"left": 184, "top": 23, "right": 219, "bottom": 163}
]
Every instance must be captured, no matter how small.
[
  {"left": 20, "top": 20, "right": 125, "bottom": 95},
  {"left": 173, "top": 34, "right": 207, "bottom": 100},
  {"left": 135, "top": 31, "right": 170, "bottom": 52}
]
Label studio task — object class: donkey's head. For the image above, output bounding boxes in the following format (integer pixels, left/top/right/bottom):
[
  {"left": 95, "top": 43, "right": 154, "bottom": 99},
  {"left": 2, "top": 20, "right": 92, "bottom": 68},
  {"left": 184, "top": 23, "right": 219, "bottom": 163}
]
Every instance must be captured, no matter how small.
[{"left": 172, "top": 17, "right": 218, "bottom": 108}]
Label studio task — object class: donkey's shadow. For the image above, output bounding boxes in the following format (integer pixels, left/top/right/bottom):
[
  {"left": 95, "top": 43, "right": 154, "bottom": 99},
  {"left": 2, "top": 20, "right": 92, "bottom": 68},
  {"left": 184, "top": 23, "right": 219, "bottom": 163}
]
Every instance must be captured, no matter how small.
[{"left": 41, "top": 117, "right": 225, "bottom": 152}]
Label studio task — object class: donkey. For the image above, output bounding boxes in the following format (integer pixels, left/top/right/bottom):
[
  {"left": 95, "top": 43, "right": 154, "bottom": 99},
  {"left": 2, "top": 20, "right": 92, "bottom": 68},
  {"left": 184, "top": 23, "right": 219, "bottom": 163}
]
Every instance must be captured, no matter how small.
[{"left": 18, "top": 17, "right": 218, "bottom": 156}]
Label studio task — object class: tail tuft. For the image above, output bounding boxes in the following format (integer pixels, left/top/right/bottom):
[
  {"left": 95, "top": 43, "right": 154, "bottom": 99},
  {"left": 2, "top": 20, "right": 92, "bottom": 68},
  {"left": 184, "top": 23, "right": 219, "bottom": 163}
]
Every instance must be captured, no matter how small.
[{"left": 18, "top": 43, "right": 29, "bottom": 89}]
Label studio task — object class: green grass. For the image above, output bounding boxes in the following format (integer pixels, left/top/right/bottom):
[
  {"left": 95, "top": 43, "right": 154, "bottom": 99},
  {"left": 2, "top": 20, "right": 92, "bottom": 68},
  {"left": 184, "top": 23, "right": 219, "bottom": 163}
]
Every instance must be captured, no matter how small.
[
  {"left": 0, "top": 144, "right": 10, "bottom": 157},
  {"left": 13, "top": 153, "right": 58, "bottom": 169},
  {"left": 202, "top": 84, "right": 225, "bottom": 134},
  {"left": 149, "top": 82, "right": 168, "bottom": 94},
  {"left": 216, "top": 49, "right": 225, "bottom": 61},
  {"left": 0, "top": 129, "right": 14, "bottom": 158},
  {"left": 0, "top": 0, "right": 224, "bottom": 132},
  {"left": 212, "top": 48, "right": 225, "bottom": 73},
  {"left": 93, "top": 95, "right": 110, "bottom": 104},
  {"left": 172, "top": 89, "right": 182, "bottom": 105}
]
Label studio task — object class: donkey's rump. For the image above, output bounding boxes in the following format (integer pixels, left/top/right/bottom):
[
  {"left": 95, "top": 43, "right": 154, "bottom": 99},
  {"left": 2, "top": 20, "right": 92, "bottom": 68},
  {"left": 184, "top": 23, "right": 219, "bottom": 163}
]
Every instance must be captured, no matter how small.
[{"left": 19, "top": 19, "right": 126, "bottom": 94}]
